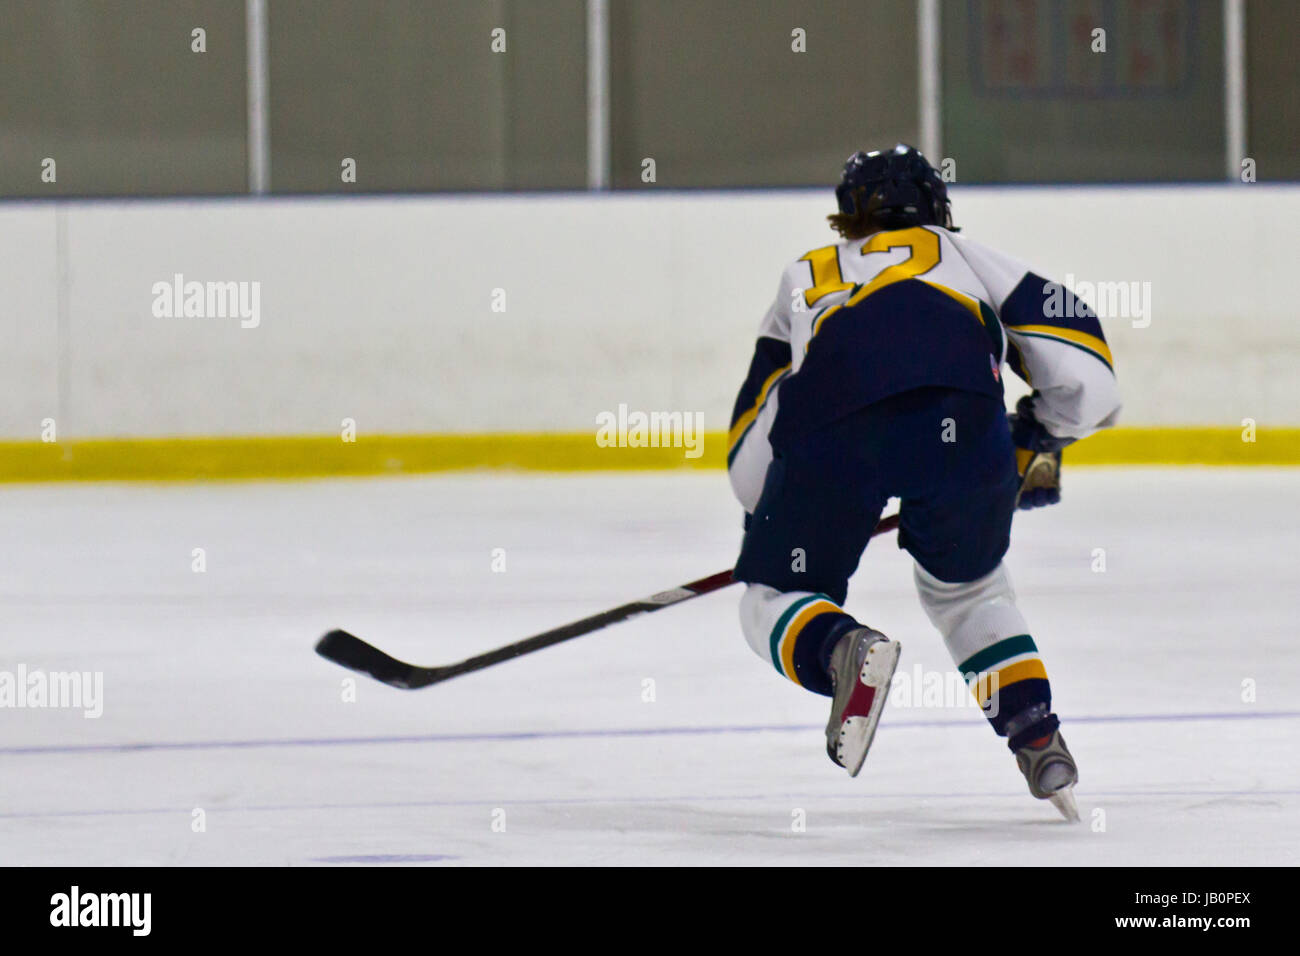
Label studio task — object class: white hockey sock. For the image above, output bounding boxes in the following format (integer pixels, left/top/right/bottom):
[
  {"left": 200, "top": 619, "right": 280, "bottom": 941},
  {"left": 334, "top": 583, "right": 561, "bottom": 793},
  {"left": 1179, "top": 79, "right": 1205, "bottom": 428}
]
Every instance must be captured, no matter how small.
[
  {"left": 739, "top": 583, "right": 848, "bottom": 688},
  {"left": 913, "top": 561, "right": 1049, "bottom": 721}
]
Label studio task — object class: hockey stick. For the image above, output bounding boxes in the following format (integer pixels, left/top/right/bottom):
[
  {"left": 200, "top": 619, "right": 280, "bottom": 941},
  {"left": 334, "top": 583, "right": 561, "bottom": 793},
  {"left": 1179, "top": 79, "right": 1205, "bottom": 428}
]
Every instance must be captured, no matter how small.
[{"left": 316, "top": 512, "right": 901, "bottom": 690}]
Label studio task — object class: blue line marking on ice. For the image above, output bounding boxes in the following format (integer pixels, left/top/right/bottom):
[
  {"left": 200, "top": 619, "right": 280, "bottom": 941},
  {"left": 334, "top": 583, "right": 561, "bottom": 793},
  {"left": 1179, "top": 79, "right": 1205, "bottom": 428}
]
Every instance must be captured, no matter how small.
[
  {"left": 3, "top": 709, "right": 1296, "bottom": 758},
  {"left": 0, "top": 788, "right": 1296, "bottom": 823}
]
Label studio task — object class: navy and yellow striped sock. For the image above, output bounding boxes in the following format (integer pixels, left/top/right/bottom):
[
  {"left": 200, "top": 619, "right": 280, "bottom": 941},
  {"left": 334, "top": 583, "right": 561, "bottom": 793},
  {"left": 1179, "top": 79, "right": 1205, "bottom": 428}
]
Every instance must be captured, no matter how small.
[
  {"left": 957, "top": 634, "right": 1058, "bottom": 749},
  {"left": 766, "top": 593, "right": 861, "bottom": 696}
]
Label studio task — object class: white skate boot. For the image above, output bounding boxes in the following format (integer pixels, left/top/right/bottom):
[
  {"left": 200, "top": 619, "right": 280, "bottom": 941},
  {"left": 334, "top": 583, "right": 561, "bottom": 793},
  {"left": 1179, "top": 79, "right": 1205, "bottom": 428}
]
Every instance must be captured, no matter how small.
[
  {"left": 1013, "top": 727, "right": 1080, "bottom": 822},
  {"left": 825, "top": 627, "right": 900, "bottom": 777}
]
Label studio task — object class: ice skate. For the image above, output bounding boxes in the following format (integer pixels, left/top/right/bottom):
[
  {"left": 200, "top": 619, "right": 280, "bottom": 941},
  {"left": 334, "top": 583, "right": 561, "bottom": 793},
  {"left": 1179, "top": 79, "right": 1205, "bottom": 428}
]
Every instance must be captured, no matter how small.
[
  {"left": 825, "top": 627, "right": 900, "bottom": 776},
  {"left": 1014, "top": 728, "right": 1080, "bottom": 822}
]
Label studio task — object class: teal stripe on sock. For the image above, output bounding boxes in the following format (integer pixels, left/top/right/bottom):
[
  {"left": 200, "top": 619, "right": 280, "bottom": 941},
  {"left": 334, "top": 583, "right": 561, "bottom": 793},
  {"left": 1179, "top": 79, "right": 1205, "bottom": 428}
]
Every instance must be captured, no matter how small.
[
  {"left": 767, "top": 594, "right": 828, "bottom": 678},
  {"left": 959, "top": 634, "right": 1038, "bottom": 678}
]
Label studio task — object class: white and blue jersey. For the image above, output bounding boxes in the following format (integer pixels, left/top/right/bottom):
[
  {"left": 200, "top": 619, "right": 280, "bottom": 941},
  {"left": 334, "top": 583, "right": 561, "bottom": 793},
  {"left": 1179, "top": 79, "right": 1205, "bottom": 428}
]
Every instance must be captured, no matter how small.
[{"left": 728, "top": 225, "right": 1122, "bottom": 513}]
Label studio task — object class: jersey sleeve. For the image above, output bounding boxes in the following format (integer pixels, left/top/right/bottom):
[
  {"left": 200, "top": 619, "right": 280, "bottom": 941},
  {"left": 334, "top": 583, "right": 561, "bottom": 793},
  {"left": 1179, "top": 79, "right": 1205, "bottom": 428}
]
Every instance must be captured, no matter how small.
[
  {"left": 727, "top": 264, "right": 798, "bottom": 512},
  {"left": 951, "top": 234, "right": 1122, "bottom": 442}
]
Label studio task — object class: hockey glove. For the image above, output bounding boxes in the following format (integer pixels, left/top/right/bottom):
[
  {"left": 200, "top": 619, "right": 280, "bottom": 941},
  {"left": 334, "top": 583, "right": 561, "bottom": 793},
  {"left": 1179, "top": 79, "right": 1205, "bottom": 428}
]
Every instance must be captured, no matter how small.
[{"left": 1008, "top": 394, "right": 1072, "bottom": 510}]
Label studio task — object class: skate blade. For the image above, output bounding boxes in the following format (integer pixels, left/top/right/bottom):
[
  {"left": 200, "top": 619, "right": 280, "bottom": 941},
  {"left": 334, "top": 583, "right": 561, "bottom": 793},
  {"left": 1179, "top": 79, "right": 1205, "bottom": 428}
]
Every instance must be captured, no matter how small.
[
  {"left": 839, "top": 640, "right": 901, "bottom": 778},
  {"left": 1047, "top": 785, "right": 1080, "bottom": 823}
]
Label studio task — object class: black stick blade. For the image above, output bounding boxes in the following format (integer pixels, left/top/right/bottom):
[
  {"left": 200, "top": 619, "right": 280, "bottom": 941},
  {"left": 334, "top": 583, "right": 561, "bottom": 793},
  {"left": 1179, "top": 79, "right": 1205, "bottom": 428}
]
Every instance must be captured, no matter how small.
[{"left": 315, "top": 629, "right": 440, "bottom": 689}]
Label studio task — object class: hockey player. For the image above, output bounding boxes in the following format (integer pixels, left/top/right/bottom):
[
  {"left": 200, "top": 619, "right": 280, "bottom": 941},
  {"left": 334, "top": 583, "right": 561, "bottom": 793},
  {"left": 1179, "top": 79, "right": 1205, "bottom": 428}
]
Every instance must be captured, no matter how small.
[{"left": 727, "top": 145, "right": 1120, "bottom": 820}]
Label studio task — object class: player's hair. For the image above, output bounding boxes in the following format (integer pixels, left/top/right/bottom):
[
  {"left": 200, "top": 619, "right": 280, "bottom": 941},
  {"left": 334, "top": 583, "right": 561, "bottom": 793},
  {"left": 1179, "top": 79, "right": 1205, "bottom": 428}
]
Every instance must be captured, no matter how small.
[
  {"left": 827, "top": 187, "right": 957, "bottom": 240},
  {"left": 827, "top": 190, "right": 904, "bottom": 240}
]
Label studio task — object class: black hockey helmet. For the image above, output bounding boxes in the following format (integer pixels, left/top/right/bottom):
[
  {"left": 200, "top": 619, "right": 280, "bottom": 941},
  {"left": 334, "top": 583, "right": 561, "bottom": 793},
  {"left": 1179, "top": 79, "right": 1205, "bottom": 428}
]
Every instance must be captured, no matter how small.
[{"left": 834, "top": 144, "right": 954, "bottom": 230}]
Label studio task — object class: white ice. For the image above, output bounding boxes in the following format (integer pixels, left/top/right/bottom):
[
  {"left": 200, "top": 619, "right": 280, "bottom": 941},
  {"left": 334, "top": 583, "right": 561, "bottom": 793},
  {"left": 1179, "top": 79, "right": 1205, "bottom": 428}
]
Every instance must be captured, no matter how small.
[{"left": 1, "top": 468, "right": 1297, "bottom": 865}]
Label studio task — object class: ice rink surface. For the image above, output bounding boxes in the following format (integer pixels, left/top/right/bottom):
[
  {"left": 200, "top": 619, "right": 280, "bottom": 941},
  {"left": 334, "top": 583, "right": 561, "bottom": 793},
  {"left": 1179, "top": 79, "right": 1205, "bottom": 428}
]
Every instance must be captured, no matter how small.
[{"left": 1, "top": 467, "right": 1297, "bottom": 866}]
